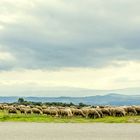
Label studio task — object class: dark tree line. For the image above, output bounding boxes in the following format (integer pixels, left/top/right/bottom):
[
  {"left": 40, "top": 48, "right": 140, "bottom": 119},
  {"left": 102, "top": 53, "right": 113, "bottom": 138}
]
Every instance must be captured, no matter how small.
[{"left": 16, "top": 98, "right": 88, "bottom": 108}]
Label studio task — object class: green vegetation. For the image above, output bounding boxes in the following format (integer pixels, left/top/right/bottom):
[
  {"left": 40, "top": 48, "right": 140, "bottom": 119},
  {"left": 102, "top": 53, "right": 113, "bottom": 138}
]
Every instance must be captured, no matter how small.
[
  {"left": 18, "top": 98, "right": 25, "bottom": 104},
  {"left": 0, "top": 111, "right": 140, "bottom": 123},
  {"left": 15, "top": 98, "right": 90, "bottom": 108}
]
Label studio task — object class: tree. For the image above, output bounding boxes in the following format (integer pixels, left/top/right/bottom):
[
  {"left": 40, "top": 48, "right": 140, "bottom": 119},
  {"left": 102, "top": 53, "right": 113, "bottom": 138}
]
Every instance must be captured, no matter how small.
[
  {"left": 18, "top": 98, "right": 24, "bottom": 104},
  {"left": 79, "top": 102, "right": 86, "bottom": 107}
]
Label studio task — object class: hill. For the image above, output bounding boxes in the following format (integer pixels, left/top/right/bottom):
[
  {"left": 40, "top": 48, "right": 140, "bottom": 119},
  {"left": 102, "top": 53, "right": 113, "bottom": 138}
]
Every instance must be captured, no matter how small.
[{"left": 0, "top": 94, "right": 140, "bottom": 105}]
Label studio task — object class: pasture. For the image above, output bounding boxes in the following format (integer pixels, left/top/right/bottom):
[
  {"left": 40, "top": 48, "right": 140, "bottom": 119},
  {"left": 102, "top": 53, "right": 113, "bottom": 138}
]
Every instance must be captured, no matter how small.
[
  {"left": 0, "top": 103, "right": 140, "bottom": 123},
  {"left": 0, "top": 111, "right": 140, "bottom": 123}
]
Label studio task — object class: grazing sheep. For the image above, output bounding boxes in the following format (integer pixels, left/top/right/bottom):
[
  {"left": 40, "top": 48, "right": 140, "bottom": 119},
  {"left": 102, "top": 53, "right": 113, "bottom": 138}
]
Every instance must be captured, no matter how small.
[
  {"left": 19, "top": 105, "right": 26, "bottom": 108},
  {"left": 71, "top": 108, "right": 85, "bottom": 117},
  {"left": 8, "top": 107, "right": 17, "bottom": 114},
  {"left": 2, "top": 103, "right": 140, "bottom": 118},
  {"left": 26, "top": 109, "right": 32, "bottom": 114},
  {"left": 110, "top": 107, "right": 126, "bottom": 117},
  {"left": 3, "top": 105, "right": 9, "bottom": 110},
  {"left": 30, "top": 105, "right": 35, "bottom": 108},
  {"left": 42, "top": 109, "right": 51, "bottom": 115},
  {"left": 116, "top": 108, "right": 126, "bottom": 117},
  {"left": 35, "top": 106, "right": 42, "bottom": 111},
  {"left": 59, "top": 108, "right": 73, "bottom": 117},
  {"left": 20, "top": 108, "right": 26, "bottom": 114},
  {"left": 123, "top": 106, "right": 137, "bottom": 116},
  {"left": 15, "top": 106, "right": 21, "bottom": 111},
  {"left": 132, "top": 106, "right": 140, "bottom": 115},
  {"left": 0, "top": 104, "right": 4, "bottom": 110},
  {"left": 81, "top": 107, "right": 92, "bottom": 118},
  {"left": 49, "top": 109, "right": 59, "bottom": 117},
  {"left": 87, "top": 109, "right": 100, "bottom": 119},
  {"left": 95, "top": 108, "right": 104, "bottom": 118},
  {"left": 100, "top": 108, "right": 111, "bottom": 116},
  {"left": 26, "top": 106, "right": 31, "bottom": 109},
  {"left": 32, "top": 108, "right": 42, "bottom": 115},
  {"left": 42, "top": 105, "right": 47, "bottom": 109}
]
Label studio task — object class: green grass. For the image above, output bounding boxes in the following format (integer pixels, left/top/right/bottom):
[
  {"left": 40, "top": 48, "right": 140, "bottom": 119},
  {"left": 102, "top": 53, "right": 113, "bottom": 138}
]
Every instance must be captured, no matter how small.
[{"left": 0, "top": 111, "right": 140, "bottom": 123}]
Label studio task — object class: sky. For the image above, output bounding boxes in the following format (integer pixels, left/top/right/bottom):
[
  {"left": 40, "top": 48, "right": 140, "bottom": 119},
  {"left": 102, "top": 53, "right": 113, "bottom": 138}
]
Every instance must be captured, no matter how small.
[{"left": 0, "top": 0, "right": 140, "bottom": 96}]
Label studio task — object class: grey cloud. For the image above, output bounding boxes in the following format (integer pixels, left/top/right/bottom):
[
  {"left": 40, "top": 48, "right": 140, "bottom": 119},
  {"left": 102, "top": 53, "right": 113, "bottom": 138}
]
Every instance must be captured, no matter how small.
[{"left": 0, "top": 0, "right": 140, "bottom": 70}]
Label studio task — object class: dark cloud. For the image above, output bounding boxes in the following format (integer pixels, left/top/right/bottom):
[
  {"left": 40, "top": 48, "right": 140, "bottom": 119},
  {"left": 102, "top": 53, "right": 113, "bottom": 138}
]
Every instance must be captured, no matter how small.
[{"left": 0, "top": 0, "right": 140, "bottom": 70}]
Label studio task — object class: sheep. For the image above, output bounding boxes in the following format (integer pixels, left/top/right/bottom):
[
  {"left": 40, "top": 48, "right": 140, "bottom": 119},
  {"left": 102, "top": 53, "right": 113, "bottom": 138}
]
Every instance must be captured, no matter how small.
[
  {"left": 109, "top": 107, "right": 126, "bottom": 117},
  {"left": 42, "top": 105, "right": 47, "bottom": 109},
  {"left": 108, "top": 107, "right": 115, "bottom": 116},
  {"left": 29, "top": 105, "right": 35, "bottom": 108},
  {"left": 35, "top": 106, "right": 42, "bottom": 111},
  {"left": 116, "top": 108, "right": 126, "bottom": 117},
  {"left": 95, "top": 108, "right": 104, "bottom": 118},
  {"left": 2, "top": 103, "right": 140, "bottom": 118},
  {"left": 49, "top": 109, "right": 59, "bottom": 117},
  {"left": 132, "top": 106, "right": 140, "bottom": 115},
  {"left": 3, "top": 105, "right": 9, "bottom": 110},
  {"left": 81, "top": 107, "right": 92, "bottom": 118},
  {"left": 59, "top": 108, "right": 73, "bottom": 117},
  {"left": 42, "top": 109, "right": 51, "bottom": 115},
  {"left": 100, "top": 108, "right": 111, "bottom": 116},
  {"left": 42, "top": 107, "right": 59, "bottom": 117},
  {"left": 19, "top": 108, "right": 32, "bottom": 114},
  {"left": 26, "top": 106, "right": 31, "bottom": 109},
  {"left": 25, "top": 109, "right": 32, "bottom": 114},
  {"left": 71, "top": 108, "right": 85, "bottom": 117},
  {"left": 19, "top": 105, "right": 26, "bottom": 108},
  {"left": 15, "top": 106, "right": 21, "bottom": 111},
  {"left": 87, "top": 109, "right": 100, "bottom": 119},
  {"left": 20, "top": 108, "right": 26, "bottom": 114},
  {"left": 8, "top": 107, "right": 17, "bottom": 114},
  {"left": 32, "top": 108, "right": 42, "bottom": 115},
  {"left": 0, "top": 104, "right": 4, "bottom": 110},
  {"left": 123, "top": 106, "right": 137, "bottom": 116}
]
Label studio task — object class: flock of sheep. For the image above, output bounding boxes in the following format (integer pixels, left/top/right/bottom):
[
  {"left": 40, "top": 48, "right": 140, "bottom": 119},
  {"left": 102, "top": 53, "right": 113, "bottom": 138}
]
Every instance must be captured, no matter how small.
[{"left": 0, "top": 104, "right": 140, "bottom": 119}]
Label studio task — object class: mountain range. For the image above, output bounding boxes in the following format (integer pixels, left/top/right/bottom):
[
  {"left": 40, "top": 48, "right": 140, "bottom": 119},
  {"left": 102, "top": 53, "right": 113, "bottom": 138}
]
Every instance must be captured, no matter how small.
[{"left": 0, "top": 93, "right": 140, "bottom": 106}]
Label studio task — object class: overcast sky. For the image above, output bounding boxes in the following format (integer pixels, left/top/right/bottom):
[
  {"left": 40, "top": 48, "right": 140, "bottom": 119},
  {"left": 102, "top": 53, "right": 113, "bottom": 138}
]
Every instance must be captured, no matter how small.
[{"left": 0, "top": 0, "right": 140, "bottom": 96}]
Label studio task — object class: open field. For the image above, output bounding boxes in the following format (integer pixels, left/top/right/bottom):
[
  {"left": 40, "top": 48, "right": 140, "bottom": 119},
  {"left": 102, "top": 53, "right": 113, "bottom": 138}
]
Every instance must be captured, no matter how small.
[
  {"left": 0, "top": 103, "right": 140, "bottom": 123},
  {"left": 0, "top": 111, "right": 140, "bottom": 123}
]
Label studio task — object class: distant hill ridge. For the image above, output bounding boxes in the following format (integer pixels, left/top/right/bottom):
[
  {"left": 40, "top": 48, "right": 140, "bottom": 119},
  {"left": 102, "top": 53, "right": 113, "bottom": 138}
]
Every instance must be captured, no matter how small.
[{"left": 0, "top": 94, "right": 140, "bottom": 105}]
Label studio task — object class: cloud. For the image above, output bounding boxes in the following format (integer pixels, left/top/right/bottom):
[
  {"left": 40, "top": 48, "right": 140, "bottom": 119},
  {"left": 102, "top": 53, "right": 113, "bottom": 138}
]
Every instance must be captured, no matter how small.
[
  {"left": 0, "top": 0, "right": 140, "bottom": 70},
  {"left": 0, "top": 0, "right": 140, "bottom": 96},
  {"left": 0, "top": 49, "right": 16, "bottom": 70},
  {"left": 0, "top": 51, "right": 15, "bottom": 61},
  {"left": 0, "top": 60, "right": 139, "bottom": 90}
]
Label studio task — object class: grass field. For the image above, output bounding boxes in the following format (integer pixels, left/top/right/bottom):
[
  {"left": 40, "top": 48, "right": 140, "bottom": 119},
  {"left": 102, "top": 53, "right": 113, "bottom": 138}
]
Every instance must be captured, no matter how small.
[{"left": 0, "top": 111, "right": 140, "bottom": 123}]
